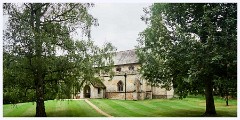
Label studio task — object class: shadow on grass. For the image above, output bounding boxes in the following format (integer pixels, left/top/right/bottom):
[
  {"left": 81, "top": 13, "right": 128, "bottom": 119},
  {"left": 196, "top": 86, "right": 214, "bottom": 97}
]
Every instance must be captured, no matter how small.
[
  {"left": 5, "top": 109, "right": 236, "bottom": 117},
  {"left": 152, "top": 109, "right": 237, "bottom": 117},
  {"left": 4, "top": 113, "right": 35, "bottom": 117},
  {"left": 5, "top": 109, "right": 103, "bottom": 117},
  {"left": 46, "top": 109, "right": 104, "bottom": 117}
]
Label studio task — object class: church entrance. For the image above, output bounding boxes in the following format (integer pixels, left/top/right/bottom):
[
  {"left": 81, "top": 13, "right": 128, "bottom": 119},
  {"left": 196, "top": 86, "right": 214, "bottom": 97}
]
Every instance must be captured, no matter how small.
[{"left": 84, "top": 85, "right": 91, "bottom": 98}]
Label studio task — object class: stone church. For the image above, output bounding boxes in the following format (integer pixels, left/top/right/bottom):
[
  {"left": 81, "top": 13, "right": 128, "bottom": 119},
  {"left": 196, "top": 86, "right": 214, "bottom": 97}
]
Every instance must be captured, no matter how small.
[{"left": 75, "top": 49, "right": 174, "bottom": 100}]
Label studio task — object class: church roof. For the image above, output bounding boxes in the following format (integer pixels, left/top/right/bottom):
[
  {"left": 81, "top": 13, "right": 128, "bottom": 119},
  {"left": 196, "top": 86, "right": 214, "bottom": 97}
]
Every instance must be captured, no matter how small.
[
  {"left": 90, "top": 78, "right": 106, "bottom": 88},
  {"left": 113, "top": 49, "right": 138, "bottom": 65}
]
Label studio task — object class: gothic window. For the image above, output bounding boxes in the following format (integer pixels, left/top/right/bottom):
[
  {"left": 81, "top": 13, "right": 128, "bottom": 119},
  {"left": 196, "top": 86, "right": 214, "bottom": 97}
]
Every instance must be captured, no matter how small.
[
  {"left": 116, "top": 66, "right": 121, "bottom": 72},
  {"left": 128, "top": 65, "right": 134, "bottom": 71},
  {"left": 117, "top": 81, "right": 123, "bottom": 91}
]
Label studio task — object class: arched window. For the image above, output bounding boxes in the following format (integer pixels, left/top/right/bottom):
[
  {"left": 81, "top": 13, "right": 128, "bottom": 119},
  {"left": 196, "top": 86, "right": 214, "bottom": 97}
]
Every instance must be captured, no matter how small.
[{"left": 117, "top": 81, "right": 123, "bottom": 91}]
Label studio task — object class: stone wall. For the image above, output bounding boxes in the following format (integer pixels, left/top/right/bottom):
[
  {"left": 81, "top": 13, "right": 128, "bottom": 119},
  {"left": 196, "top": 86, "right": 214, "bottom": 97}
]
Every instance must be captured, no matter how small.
[
  {"left": 141, "top": 79, "right": 152, "bottom": 92},
  {"left": 90, "top": 86, "right": 104, "bottom": 99},
  {"left": 133, "top": 92, "right": 147, "bottom": 100},
  {"left": 78, "top": 83, "right": 105, "bottom": 99},
  {"left": 152, "top": 86, "right": 167, "bottom": 96},
  {"left": 106, "top": 92, "right": 134, "bottom": 100},
  {"left": 153, "top": 95, "right": 167, "bottom": 99},
  {"left": 80, "top": 89, "right": 83, "bottom": 99},
  {"left": 102, "top": 74, "right": 137, "bottom": 92},
  {"left": 74, "top": 63, "right": 174, "bottom": 100},
  {"left": 152, "top": 85, "right": 174, "bottom": 99},
  {"left": 101, "top": 63, "right": 175, "bottom": 100},
  {"left": 106, "top": 92, "right": 150, "bottom": 100},
  {"left": 166, "top": 89, "right": 174, "bottom": 98}
]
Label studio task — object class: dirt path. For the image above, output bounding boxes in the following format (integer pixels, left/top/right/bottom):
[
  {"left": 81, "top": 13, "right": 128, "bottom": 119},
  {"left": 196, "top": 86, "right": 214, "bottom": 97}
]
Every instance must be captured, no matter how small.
[{"left": 84, "top": 99, "right": 113, "bottom": 117}]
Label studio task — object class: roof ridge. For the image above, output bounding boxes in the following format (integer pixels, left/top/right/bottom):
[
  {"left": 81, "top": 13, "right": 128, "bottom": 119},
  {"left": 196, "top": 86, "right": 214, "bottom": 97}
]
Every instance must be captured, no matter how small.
[
  {"left": 115, "top": 49, "right": 136, "bottom": 53},
  {"left": 113, "top": 49, "right": 138, "bottom": 65}
]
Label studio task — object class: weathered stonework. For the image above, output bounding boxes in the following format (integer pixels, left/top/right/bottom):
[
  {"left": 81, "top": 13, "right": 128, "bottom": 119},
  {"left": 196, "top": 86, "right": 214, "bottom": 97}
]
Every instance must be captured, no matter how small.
[{"left": 74, "top": 49, "right": 174, "bottom": 100}]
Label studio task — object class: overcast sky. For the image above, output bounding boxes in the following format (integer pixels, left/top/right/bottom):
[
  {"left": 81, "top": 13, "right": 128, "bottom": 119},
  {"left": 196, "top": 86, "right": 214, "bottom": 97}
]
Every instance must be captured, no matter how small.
[
  {"left": 2, "top": 3, "right": 152, "bottom": 52},
  {"left": 84, "top": 3, "right": 152, "bottom": 51}
]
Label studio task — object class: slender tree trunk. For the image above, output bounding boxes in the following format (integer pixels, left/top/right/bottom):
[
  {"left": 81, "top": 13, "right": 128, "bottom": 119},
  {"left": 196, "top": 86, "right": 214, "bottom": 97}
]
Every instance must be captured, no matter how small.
[
  {"left": 204, "top": 78, "right": 216, "bottom": 116},
  {"left": 226, "top": 90, "right": 229, "bottom": 106}
]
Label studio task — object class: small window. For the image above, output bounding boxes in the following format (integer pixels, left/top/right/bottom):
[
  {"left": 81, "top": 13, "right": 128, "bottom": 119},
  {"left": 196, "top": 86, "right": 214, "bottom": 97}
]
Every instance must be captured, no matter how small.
[
  {"left": 128, "top": 65, "right": 134, "bottom": 71},
  {"left": 98, "top": 88, "right": 101, "bottom": 94},
  {"left": 116, "top": 66, "right": 121, "bottom": 72},
  {"left": 117, "top": 81, "right": 123, "bottom": 91}
]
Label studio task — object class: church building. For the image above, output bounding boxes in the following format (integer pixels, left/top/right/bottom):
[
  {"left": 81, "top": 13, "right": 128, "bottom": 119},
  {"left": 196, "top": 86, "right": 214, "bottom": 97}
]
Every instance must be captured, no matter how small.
[{"left": 75, "top": 49, "right": 174, "bottom": 100}]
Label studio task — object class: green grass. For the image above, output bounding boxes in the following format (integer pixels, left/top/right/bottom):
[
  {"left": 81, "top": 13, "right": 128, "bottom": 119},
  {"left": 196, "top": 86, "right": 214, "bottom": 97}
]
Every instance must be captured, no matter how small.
[
  {"left": 3, "top": 100, "right": 104, "bottom": 117},
  {"left": 89, "top": 96, "right": 237, "bottom": 117},
  {"left": 3, "top": 96, "right": 237, "bottom": 117}
]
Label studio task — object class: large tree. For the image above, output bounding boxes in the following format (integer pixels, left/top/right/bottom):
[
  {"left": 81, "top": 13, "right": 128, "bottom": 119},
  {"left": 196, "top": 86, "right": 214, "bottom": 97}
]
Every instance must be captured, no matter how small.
[
  {"left": 137, "top": 3, "right": 237, "bottom": 116},
  {"left": 3, "top": 3, "right": 115, "bottom": 117}
]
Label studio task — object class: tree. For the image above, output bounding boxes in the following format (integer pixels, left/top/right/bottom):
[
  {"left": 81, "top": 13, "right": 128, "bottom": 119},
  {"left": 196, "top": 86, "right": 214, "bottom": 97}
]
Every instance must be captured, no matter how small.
[
  {"left": 137, "top": 3, "right": 237, "bottom": 116},
  {"left": 3, "top": 3, "right": 116, "bottom": 117}
]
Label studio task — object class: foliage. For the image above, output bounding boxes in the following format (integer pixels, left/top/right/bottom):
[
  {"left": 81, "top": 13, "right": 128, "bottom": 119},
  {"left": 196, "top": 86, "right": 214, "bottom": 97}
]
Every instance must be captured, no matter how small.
[
  {"left": 3, "top": 3, "right": 116, "bottom": 116},
  {"left": 137, "top": 3, "right": 237, "bottom": 115}
]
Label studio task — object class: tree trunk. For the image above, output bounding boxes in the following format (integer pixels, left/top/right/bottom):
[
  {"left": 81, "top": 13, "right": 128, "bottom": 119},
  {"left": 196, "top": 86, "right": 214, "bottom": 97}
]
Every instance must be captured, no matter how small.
[
  {"left": 204, "top": 78, "right": 216, "bottom": 116},
  {"left": 226, "top": 96, "right": 229, "bottom": 106},
  {"left": 226, "top": 90, "right": 229, "bottom": 106},
  {"left": 32, "top": 3, "right": 47, "bottom": 117},
  {"left": 35, "top": 76, "right": 47, "bottom": 117}
]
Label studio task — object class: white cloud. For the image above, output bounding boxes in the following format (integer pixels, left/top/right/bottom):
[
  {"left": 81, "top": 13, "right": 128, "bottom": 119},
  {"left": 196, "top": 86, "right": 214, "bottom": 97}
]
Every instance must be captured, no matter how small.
[{"left": 88, "top": 3, "right": 152, "bottom": 51}]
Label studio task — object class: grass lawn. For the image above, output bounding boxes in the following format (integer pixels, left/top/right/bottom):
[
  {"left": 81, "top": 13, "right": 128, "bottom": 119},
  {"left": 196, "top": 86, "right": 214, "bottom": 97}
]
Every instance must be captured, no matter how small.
[
  {"left": 3, "top": 96, "right": 237, "bottom": 117},
  {"left": 3, "top": 100, "right": 104, "bottom": 117},
  {"left": 90, "top": 96, "right": 237, "bottom": 117}
]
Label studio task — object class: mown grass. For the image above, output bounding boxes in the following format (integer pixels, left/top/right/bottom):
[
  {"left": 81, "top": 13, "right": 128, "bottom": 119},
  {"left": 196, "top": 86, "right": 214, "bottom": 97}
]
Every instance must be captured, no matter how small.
[
  {"left": 3, "top": 96, "right": 237, "bottom": 117},
  {"left": 3, "top": 100, "right": 104, "bottom": 117},
  {"left": 89, "top": 96, "right": 237, "bottom": 117}
]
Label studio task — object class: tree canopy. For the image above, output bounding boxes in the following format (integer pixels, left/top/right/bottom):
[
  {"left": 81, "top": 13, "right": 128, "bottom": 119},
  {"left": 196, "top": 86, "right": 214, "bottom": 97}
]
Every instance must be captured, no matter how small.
[
  {"left": 3, "top": 3, "right": 116, "bottom": 117},
  {"left": 136, "top": 3, "right": 237, "bottom": 116}
]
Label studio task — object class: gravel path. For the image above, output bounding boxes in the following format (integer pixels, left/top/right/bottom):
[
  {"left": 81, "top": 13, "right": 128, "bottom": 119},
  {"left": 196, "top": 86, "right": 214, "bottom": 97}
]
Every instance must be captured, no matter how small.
[{"left": 84, "top": 99, "right": 113, "bottom": 117}]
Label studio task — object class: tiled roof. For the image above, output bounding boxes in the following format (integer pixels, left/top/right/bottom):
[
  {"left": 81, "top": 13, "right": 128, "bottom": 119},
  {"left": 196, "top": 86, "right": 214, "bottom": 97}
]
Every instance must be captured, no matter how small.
[
  {"left": 90, "top": 78, "right": 106, "bottom": 88},
  {"left": 113, "top": 49, "right": 138, "bottom": 65}
]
